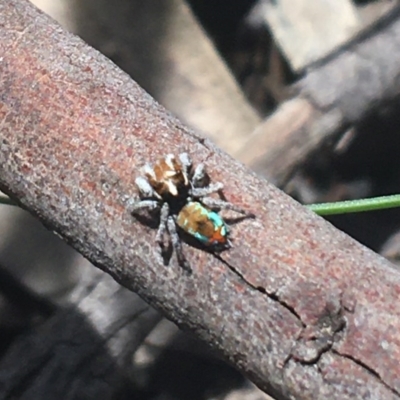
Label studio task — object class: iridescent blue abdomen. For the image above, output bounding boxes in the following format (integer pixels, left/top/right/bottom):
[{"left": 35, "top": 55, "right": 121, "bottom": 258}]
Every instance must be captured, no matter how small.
[{"left": 176, "top": 201, "right": 229, "bottom": 248}]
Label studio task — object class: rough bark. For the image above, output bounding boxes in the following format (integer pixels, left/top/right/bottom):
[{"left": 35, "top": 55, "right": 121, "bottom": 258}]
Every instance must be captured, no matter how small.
[{"left": 1, "top": 1, "right": 400, "bottom": 399}]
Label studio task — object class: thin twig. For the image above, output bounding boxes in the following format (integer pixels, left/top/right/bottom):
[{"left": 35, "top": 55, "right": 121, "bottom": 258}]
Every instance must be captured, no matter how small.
[{"left": 308, "top": 194, "right": 400, "bottom": 215}]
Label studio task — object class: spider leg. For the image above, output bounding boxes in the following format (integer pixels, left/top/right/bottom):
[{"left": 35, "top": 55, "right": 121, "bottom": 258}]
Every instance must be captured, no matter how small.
[
  {"left": 179, "top": 152, "right": 192, "bottom": 177},
  {"left": 156, "top": 202, "right": 170, "bottom": 247},
  {"left": 135, "top": 176, "right": 160, "bottom": 199},
  {"left": 191, "top": 163, "right": 208, "bottom": 188},
  {"left": 142, "top": 164, "right": 155, "bottom": 178},
  {"left": 191, "top": 182, "right": 223, "bottom": 198},
  {"left": 167, "top": 216, "right": 190, "bottom": 271},
  {"left": 201, "top": 197, "right": 254, "bottom": 216},
  {"left": 131, "top": 199, "right": 160, "bottom": 214}
]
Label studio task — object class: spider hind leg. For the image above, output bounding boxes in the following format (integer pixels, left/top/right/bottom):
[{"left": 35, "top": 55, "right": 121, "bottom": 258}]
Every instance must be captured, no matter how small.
[
  {"left": 167, "top": 216, "right": 191, "bottom": 271},
  {"left": 156, "top": 202, "right": 170, "bottom": 248}
]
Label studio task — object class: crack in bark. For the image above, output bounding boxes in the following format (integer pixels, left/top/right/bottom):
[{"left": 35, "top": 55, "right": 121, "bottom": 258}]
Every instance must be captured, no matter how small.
[
  {"left": 332, "top": 349, "right": 400, "bottom": 398},
  {"left": 280, "top": 296, "right": 347, "bottom": 371},
  {"left": 217, "top": 254, "right": 304, "bottom": 326}
]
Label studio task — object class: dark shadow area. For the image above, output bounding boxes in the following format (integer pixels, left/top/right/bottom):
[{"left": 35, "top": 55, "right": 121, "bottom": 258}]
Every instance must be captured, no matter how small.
[
  {"left": 136, "top": 331, "right": 250, "bottom": 400},
  {"left": 0, "top": 264, "right": 56, "bottom": 356},
  {"left": 0, "top": 266, "right": 159, "bottom": 400},
  {"left": 187, "top": 0, "right": 257, "bottom": 55}
]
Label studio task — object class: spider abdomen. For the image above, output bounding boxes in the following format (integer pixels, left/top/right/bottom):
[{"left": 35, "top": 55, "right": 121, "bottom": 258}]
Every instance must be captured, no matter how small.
[{"left": 176, "top": 201, "right": 229, "bottom": 248}]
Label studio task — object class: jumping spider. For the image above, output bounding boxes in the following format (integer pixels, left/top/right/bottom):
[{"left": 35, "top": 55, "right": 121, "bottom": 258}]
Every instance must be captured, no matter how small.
[{"left": 131, "top": 153, "right": 253, "bottom": 269}]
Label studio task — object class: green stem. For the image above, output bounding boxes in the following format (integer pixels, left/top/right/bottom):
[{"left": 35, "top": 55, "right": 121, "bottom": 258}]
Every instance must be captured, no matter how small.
[{"left": 307, "top": 194, "right": 400, "bottom": 216}]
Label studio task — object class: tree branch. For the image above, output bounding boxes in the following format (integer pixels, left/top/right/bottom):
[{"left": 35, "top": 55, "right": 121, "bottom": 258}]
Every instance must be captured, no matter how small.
[
  {"left": 237, "top": 6, "right": 400, "bottom": 187},
  {"left": 1, "top": 1, "right": 400, "bottom": 399}
]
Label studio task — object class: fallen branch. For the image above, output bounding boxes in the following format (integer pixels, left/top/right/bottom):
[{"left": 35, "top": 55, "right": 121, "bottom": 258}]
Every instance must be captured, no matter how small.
[{"left": 236, "top": 6, "right": 400, "bottom": 187}]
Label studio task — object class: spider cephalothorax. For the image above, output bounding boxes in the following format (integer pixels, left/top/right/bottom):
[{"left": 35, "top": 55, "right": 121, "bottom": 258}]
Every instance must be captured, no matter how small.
[
  {"left": 131, "top": 153, "right": 252, "bottom": 269},
  {"left": 143, "top": 153, "right": 189, "bottom": 198}
]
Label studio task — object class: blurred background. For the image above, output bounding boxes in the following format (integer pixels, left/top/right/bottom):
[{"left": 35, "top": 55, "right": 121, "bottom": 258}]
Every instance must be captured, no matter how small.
[{"left": 1, "top": 0, "right": 400, "bottom": 399}]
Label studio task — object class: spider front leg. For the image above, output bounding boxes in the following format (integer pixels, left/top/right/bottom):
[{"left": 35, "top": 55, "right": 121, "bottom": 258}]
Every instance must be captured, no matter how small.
[
  {"left": 191, "top": 162, "right": 209, "bottom": 188},
  {"left": 179, "top": 152, "right": 192, "bottom": 177},
  {"left": 179, "top": 153, "right": 210, "bottom": 189},
  {"left": 190, "top": 162, "right": 223, "bottom": 195},
  {"left": 135, "top": 176, "right": 161, "bottom": 200},
  {"left": 201, "top": 197, "right": 254, "bottom": 217},
  {"left": 167, "top": 216, "right": 190, "bottom": 271}
]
